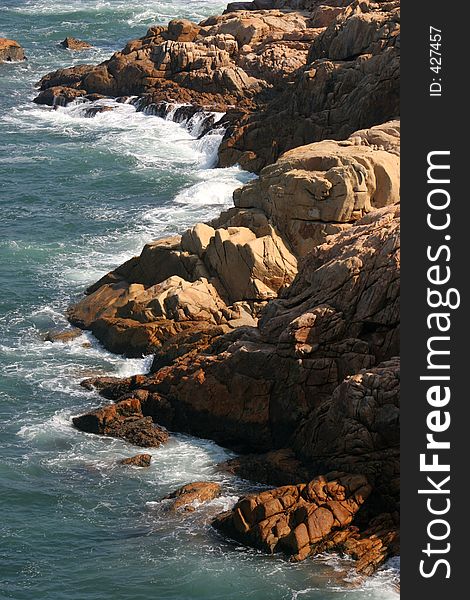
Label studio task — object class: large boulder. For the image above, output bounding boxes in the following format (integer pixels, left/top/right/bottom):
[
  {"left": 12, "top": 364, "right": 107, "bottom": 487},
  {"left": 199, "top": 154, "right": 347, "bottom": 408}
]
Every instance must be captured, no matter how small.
[
  {"left": 0, "top": 38, "right": 26, "bottom": 63},
  {"left": 213, "top": 470, "right": 398, "bottom": 573},
  {"left": 67, "top": 122, "right": 397, "bottom": 356},
  {"left": 214, "top": 473, "right": 375, "bottom": 561}
]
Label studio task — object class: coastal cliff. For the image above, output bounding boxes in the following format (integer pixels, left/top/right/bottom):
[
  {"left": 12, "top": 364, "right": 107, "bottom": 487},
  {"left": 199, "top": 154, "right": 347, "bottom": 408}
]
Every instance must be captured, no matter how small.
[{"left": 37, "top": 0, "right": 400, "bottom": 575}]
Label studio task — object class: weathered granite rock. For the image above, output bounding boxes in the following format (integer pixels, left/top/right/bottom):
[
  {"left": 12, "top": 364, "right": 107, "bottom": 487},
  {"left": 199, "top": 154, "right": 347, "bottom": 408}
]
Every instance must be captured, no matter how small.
[
  {"left": 120, "top": 453, "right": 152, "bottom": 467},
  {"left": 60, "top": 37, "right": 92, "bottom": 51},
  {"left": 76, "top": 205, "right": 399, "bottom": 460},
  {"left": 293, "top": 357, "right": 400, "bottom": 511},
  {"left": 164, "top": 481, "right": 222, "bottom": 511},
  {"left": 234, "top": 121, "right": 400, "bottom": 255},
  {"left": 0, "top": 38, "right": 26, "bottom": 63},
  {"left": 72, "top": 399, "right": 169, "bottom": 447},
  {"left": 213, "top": 473, "right": 372, "bottom": 561},
  {"left": 67, "top": 121, "right": 397, "bottom": 357}
]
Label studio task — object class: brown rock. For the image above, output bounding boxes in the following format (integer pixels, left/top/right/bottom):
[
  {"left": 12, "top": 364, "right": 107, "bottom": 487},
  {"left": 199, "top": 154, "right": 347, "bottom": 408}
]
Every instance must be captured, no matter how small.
[
  {"left": 120, "top": 453, "right": 152, "bottom": 467},
  {"left": 33, "top": 86, "right": 87, "bottom": 107},
  {"left": 73, "top": 205, "right": 399, "bottom": 460},
  {"left": 0, "top": 38, "right": 26, "bottom": 63},
  {"left": 164, "top": 481, "right": 222, "bottom": 511},
  {"left": 60, "top": 37, "right": 93, "bottom": 51}
]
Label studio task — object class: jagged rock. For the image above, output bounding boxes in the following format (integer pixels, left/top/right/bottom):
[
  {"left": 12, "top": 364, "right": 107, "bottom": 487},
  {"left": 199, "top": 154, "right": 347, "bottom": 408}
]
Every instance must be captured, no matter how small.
[
  {"left": 72, "top": 399, "right": 169, "bottom": 447},
  {"left": 164, "top": 482, "right": 222, "bottom": 511},
  {"left": 83, "top": 105, "right": 114, "bottom": 117},
  {"left": 60, "top": 37, "right": 92, "bottom": 51},
  {"left": 76, "top": 206, "right": 399, "bottom": 458},
  {"left": 219, "top": 0, "right": 400, "bottom": 171},
  {"left": 67, "top": 209, "right": 296, "bottom": 355},
  {"left": 0, "top": 38, "right": 26, "bottom": 63},
  {"left": 120, "top": 453, "right": 152, "bottom": 467},
  {"left": 34, "top": 9, "right": 316, "bottom": 108},
  {"left": 213, "top": 473, "right": 373, "bottom": 562},
  {"left": 33, "top": 86, "right": 87, "bottom": 107}
]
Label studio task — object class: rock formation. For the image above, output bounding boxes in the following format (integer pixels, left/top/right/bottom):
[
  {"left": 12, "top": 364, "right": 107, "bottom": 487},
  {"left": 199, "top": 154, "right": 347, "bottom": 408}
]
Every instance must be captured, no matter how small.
[
  {"left": 214, "top": 472, "right": 398, "bottom": 573},
  {"left": 0, "top": 38, "right": 26, "bottom": 63},
  {"left": 219, "top": 0, "right": 400, "bottom": 170},
  {"left": 71, "top": 196, "right": 400, "bottom": 570},
  {"left": 72, "top": 399, "right": 169, "bottom": 447},
  {"left": 56, "top": 0, "right": 401, "bottom": 574},
  {"left": 120, "top": 453, "right": 152, "bottom": 467}
]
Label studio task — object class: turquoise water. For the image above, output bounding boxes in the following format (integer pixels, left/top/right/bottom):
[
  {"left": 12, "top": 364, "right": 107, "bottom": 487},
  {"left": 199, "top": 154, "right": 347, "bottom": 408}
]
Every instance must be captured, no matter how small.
[{"left": 0, "top": 2, "right": 399, "bottom": 598}]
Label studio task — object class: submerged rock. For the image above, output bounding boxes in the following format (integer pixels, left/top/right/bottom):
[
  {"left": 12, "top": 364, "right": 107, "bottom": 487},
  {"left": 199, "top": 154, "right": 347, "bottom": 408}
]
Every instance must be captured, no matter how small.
[
  {"left": 119, "top": 453, "right": 152, "bottom": 467},
  {"left": 0, "top": 38, "right": 26, "bottom": 63},
  {"left": 72, "top": 399, "right": 169, "bottom": 447},
  {"left": 60, "top": 37, "right": 93, "bottom": 51},
  {"left": 164, "top": 481, "right": 222, "bottom": 511},
  {"left": 44, "top": 327, "right": 83, "bottom": 343}
]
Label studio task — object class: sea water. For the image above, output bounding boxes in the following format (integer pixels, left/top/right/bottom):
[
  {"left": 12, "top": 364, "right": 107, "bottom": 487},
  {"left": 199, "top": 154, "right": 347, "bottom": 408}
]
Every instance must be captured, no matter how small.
[{"left": 0, "top": 1, "right": 399, "bottom": 598}]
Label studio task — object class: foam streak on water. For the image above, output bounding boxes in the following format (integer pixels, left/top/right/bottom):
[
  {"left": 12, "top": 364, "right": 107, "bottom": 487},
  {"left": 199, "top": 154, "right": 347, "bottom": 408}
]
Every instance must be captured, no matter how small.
[{"left": 0, "top": 1, "right": 398, "bottom": 598}]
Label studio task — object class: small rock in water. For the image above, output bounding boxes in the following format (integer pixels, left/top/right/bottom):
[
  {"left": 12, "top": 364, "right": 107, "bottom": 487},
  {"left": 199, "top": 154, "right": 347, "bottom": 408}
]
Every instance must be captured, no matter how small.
[
  {"left": 45, "top": 328, "right": 82, "bottom": 343},
  {"left": 120, "top": 453, "right": 152, "bottom": 468},
  {"left": 60, "top": 37, "right": 92, "bottom": 51},
  {"left": 164, "top": 482, "right": 222, "bottom": 512},
  {"left": 83, "top": 105, "right": 114, "bottom": 118}
]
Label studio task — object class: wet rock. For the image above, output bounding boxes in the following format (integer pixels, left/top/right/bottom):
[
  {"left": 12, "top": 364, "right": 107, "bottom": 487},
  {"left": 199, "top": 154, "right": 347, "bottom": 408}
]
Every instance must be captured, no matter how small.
[
  {"left": 60, "top": 37, "right": 93, "bottom": 51},
  {"left": 164, "top": 481, "right": 222, "bottom": 511},
  {"left": 73, "top": 204, "right": 399, "bottom": 462},
  {"left": 119, "top": 453, "right": 152, "bottom": 467},
  {"left": 72, "top": 399, "right": 169, "bottom": 447},
  {"left": 0, "top": 38, "right": 26, "bottom": 63}
]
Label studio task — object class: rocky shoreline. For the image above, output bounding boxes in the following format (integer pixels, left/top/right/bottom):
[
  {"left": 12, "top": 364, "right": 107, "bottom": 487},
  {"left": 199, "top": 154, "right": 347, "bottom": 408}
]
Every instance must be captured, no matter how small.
[{"left": 36, "top": 0, "right": 400, "bottom": 578}]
